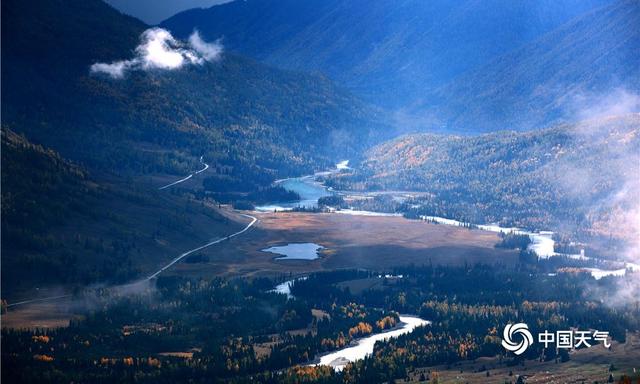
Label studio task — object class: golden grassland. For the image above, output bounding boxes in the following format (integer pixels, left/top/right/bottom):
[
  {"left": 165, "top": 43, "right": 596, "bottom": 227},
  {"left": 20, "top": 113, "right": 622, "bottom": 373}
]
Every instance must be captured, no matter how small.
[
  {"left": 1, "top": 209, "right": 514, "bottom": 329},
  {"left": 171, "top": 210, "right": 517, "bottom": 279}
]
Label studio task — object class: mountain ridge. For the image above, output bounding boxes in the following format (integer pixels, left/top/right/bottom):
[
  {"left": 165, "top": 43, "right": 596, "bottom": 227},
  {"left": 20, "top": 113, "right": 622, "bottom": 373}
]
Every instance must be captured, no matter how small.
[
  {"left": 0, "top": 0, "right": 389, "bottom": 296},
  {"left": 162, "top": 0, "right": 639, "bottom": 133},
  {"left": 2, "top": 0, "right": 390, "bottom": 187},
  {"left": 408, "top": 0, "right": 640, "bottom": 133}
]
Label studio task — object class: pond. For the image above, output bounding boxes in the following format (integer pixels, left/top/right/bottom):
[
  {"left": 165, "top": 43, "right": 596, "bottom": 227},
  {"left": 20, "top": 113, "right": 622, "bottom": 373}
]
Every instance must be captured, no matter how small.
[{"left": 262, "top": 243, "right": 325, "bottom": 261}]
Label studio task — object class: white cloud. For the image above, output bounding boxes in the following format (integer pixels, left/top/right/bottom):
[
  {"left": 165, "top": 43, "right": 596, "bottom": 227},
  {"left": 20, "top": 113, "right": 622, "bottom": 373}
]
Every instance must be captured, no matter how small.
[
  {"left": 189, "top": 30, "right": 223, "bottom": 61},
  {"left": 90, "top": 28, "right": 222, "bottom": 78},
  {"left": 90, "top": 60, "right": 131, "bottom": 79},
  {"left": 138, "top": 28, "right": 193, "bottom": 69}
]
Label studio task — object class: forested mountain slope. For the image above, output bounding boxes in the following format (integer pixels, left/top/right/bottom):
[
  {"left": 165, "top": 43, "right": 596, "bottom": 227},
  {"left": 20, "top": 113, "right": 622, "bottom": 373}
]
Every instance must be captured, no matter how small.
[
  {"left": 327, "top": 115, "right": 640, "bottom": 240},
  {"left": 2, "top": 0, "right": 389, "bottom": 189},
  {"left": 1, "top": 0, "right": 391, "bottom": 297},
  {"left": 162, "top": 0, "right": 639, "bottom": 133},
  {"left": 162, "top": 0, "right": 610, "bottom": 109},
  {"left": 409, "top": 0, "right": 640, "bottom": 132},
  {"left": 1, "top": 129, "right": 240, "bottom": 299}
]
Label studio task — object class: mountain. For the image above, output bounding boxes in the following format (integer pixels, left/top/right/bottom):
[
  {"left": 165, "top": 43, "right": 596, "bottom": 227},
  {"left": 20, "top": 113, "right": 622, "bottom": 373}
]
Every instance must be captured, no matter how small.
[
  {"left": 407, "top": 0, "right": 640, "bottom": 133},
  {"left": 2, "top": 0, "right": 389, "bottom": 189},
  {"left": 0, "top": 0, "right": 390, "bottom": 296},
  {"left": 326, "top": 114, "right": 640, "bottom": 241},
  {"left": 1, "top": 129, "right": 241, "bottom": 298},
  {"left": 163, "top": 0, "right": 640, "bottom": 133},
  {"left": 161, "top": 0, "right": 614, "bottom": 109}
]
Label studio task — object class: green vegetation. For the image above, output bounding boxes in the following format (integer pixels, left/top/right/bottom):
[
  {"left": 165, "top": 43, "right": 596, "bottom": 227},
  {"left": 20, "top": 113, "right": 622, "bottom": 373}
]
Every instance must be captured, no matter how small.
[
  {"left": 162, "top": 0, "right": 637, "bottom": 134},
  {"left": 495, "top": 233, "right": 532, "bottom": 250},
  {"left": 327, "top": 116, "right": 640, "bottom": 244},
  {"left": 2, "top": 1, "right": 638, "bottom": 383},
  {"left": 317, "top": 195, "right": 347, "bottom": 209},
  {"left": 3, "top": 265, "right": 638, "bottom": 383},
  {"left": 246, "top": 186, "right": 301, "bottom": 205},
  {"left": 232, "top": 200, "right": 255, "bottom": 210},
  {"left": 0, "top": 0, "right": 388, "bottom": 296},
  {"left": 0, "top": 128, "right": 237, "bottom": 296},
  {"left": 2, "top": 0, "right": 389, "bottom": 193},
  {"left": 1, "top": 129, "right": 96, "bottom": 249}
]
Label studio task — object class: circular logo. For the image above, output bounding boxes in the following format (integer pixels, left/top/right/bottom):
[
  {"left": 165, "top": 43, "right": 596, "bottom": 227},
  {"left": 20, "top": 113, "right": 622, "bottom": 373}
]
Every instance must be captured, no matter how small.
[{"left": 502, "top": 323, "right": 533, "bottom": 355}]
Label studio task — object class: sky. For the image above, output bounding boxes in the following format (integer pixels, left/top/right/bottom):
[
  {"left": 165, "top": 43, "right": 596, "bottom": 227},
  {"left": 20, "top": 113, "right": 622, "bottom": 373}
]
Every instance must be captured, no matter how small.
[{"left": 104, "top": 0, "right": 232, "bottom": 25}]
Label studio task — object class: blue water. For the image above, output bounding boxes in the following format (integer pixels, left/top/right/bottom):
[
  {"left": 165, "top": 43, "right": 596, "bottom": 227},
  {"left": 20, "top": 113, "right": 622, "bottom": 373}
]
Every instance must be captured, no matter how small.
[
  {"left": 262, "top": 243, "right": 324, "bottom": 260},
  {"left": 255, "top": 175, "right": 332, "bottom": 211}
]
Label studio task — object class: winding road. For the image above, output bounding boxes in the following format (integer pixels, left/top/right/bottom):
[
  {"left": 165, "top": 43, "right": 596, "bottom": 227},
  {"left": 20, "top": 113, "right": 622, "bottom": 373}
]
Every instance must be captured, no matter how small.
[
  {"left": 6, "top": 294, "right": 73, "bottom": 308},
  {"left": 7, "top": 213, "right": 257, "bottom": 308},
  {"left": 6, "top": 155, "right": 256, "bottom": 308},
  {"left": 158, "top": 156, "right": 209, "bottom": 190},
  {"left": 145, "top": 213, "right": 256, "bottom": 280}
]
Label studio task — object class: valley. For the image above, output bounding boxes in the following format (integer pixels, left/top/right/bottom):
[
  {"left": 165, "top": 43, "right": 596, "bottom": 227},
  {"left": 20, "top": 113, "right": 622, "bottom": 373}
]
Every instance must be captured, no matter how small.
[
  {"left": 170, "top": 209, "right": 515, "bottom": 279},
  {"left": 2, "top": 0, "right": 639, "bottom": 383},
  {"left": 1, "top": 200, "right": 513, "bottom": 327},
  {"left": 3, "top": 122, "right": 638, "bottom": 381}
]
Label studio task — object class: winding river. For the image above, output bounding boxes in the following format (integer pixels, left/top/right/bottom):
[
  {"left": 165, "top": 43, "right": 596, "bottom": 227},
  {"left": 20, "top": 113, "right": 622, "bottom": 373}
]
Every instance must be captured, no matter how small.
[
  {"left": 264, "top": 162, "right": 636, "bottom": 369},
  {"left": 315, "top": 315, "right": 429, "bottom": 371},
  {"left": 257, "top": 161, "right": 559, "bottom": 257},
  {"left": 258, "top": 161, "right": 638, "bottom": 278},
  {"left": 270, "top": 277, "right": 429, "bottom": 370}
]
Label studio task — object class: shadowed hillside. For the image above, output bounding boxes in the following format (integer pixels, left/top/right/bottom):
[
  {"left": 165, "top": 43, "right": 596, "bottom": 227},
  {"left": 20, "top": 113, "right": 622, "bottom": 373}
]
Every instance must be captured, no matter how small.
[
  {"left": 2, "top": 0, "right": 390, "bottom": 190},
  {"left": 161, "top": 0, "right": 640, "bottom": 133},
  {"left": 1, "top": 129, "right": 242, "bottom": 298},
  {"left": 409, "top": 0, "right": 640, "bottom": 132}
]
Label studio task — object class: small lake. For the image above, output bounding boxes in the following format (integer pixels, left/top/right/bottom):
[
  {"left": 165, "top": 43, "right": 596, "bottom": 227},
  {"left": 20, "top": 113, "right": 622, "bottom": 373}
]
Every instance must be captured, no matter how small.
[{"left": 263, "top": 243, "right": 324, "bottom": 261}]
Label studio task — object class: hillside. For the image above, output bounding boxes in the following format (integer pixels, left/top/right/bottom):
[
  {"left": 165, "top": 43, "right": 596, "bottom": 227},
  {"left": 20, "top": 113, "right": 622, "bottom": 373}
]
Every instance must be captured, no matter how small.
[
  {"left": 2, "top": 0, "right": 389, "bottom": 191},
  {"left": 1, "top": 129, "right": 244, "bottom": 299},
  {"left": 409, "top": 0, "right": 640, "bottom": 132},
  {"left": 0, "top": 0, "right": 392, "bottom": 298},
  {"left": 160, "top": 0, "right": 635, "bottom": 133},
  {"left": 326, "top": 115, "right": 640, "bottom": 241}
]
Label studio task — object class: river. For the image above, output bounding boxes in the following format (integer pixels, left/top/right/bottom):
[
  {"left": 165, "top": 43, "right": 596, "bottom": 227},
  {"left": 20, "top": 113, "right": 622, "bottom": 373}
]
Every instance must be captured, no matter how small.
[
  {"left": 270, "top": 277, "right": 429, "bottom": 371},
  {"left": 315, "top": 315, "right": 429, "bottom": 371},
  {"left": 261, "top": 162, "right": 634, "bottom": 371},
  {"left": 256, "top": 161, "right": 561, "bottom": 258},
  {"left": 270, "top": 277, "right": 307, "bottom": 299},
  {"left": 257, "top": 161, "right": 638, "bottom": 279},
  {"left": 255, "top": 175, "right": 331, "bottom": 211}
]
